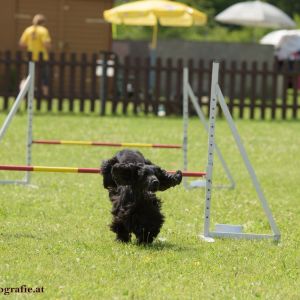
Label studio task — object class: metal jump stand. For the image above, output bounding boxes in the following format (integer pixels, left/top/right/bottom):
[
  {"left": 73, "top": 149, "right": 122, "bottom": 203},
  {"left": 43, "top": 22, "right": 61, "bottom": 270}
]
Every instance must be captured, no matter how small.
[
  {"left": 182, "top": 68, "right": 235, "bottom": 190},
  {"left": 199, "top": 62, "right": 280, "bottom": 242},
  {"left": 0, "top": 62, "right": 34, "bottom": 185}
]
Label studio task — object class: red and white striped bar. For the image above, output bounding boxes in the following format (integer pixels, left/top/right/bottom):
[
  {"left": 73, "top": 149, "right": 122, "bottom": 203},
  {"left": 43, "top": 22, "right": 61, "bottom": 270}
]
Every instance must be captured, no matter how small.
[
  {"left": 0, "top": 165, "right": 206, "bottom": 177},
  {"left": 32, "top": 140, "right": 181, "bottom": 149}
]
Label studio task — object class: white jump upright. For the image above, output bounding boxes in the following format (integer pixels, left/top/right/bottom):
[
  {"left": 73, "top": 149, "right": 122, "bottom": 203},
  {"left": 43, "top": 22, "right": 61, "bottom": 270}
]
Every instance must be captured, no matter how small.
[
  {"left": 0, "top": 62, "right": 34, "bottom": 185},
  {"left": 182, "top": 67, "right": 235, "bottom": 190},
  {"left": 200, "top": 61, "right": 280, "bottom": 242}
]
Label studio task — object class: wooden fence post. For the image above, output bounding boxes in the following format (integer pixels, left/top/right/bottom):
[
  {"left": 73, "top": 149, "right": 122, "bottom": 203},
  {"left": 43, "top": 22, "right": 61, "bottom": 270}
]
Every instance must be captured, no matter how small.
[
  {"left": 91, "top": 53, "right": 97, "bottom": 112},
  {"left": 58, "top": 52, "right": 65, "bottom": 112},
  {"left": 165, "top": 58, "right": 172, "bottom": 115},
  {"left": 111, "top": 54, "right": 119, "bottom": 114},
  {"left": 239, "top": 61, "right": 246, "bottom": 119},
  {"left": 250, "top": 61, "right": 257, "bottom": 119},
  {"left": 133, "top": 57, "right": 141, "bottom": 115},
  {"left": 3, "top": 51, "right": 11, "bottom": 110},
  {"left": 69, "top": 53, "right": 76, "bottom": 112},
  {"left": 144, "top": 57, "right": 151, "bottom": 115},
  {"left": 260, "top": 61, "right": 268, "bottom": 120},
  {"left": 47, "top": 52, "right": 54, "bottom": 112},
  {"left": 80, "top": 53, "right": 87, "bottom": 113}
]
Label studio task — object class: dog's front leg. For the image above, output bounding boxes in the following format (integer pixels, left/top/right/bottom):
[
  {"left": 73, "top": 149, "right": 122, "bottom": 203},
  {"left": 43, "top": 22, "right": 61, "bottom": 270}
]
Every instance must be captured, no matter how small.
[
  {"left": 110, "top": 218, "right": 131, "bottom": 243},
  {"left": 156, "top": 169, "right": 182, "bottom": 191}
]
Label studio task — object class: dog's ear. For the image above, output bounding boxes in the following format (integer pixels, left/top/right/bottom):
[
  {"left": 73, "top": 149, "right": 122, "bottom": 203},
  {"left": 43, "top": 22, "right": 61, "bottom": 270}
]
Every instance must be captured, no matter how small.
[
  {"left": 153, "top": 166, "right": 182, "bottom": 191},
  {"left": 111, "top": 163, "right": 140, "bottom": 186},
  {"left": 101, "top": 157, "right": 118, "bottom": 189}
]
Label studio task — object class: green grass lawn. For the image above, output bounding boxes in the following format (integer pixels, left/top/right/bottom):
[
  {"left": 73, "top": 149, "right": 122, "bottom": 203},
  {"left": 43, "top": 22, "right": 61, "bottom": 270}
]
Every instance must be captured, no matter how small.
[{"left": 0, "top": 110, "right": 299, "bottom": 299}]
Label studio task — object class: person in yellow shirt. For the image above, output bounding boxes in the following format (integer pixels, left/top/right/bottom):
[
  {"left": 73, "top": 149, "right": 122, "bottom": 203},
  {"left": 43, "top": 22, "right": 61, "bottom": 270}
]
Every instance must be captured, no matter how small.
[{"left": 19, "top": 14, "right": 52, "bottom": 97}]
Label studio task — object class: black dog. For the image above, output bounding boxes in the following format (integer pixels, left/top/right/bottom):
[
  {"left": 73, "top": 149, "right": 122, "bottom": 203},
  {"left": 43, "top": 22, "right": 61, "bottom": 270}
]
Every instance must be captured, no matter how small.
[{"left": 101, "top": 149, "right": 182, "bottom": 244}]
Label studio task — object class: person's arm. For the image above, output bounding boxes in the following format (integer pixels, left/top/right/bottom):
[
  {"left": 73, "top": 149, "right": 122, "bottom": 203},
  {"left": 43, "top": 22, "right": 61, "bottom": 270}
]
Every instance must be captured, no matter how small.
[{"left": 42, "top": 29, "right": 52, "bottom": 51}]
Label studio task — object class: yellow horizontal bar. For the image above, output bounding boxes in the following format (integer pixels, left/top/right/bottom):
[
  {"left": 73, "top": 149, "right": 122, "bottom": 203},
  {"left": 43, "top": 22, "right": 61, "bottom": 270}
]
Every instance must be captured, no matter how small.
[
  {"left": 61, "top": 140, "right": 92, "bottom": 145},
  {"left": 121, "top": 143, "right": 153, "bottom": 148},
  {"left": 33, "top": 166, "right": 78, "bottom": 173}
]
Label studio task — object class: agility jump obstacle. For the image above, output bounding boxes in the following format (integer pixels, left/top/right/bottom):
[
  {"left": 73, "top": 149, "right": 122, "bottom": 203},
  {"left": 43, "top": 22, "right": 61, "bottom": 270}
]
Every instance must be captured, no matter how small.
[
  {"left": 32, "top": 140, "right": 181, "bottom": 149},
  {"left": 0, "top": 61, "right": 281, "bottom": 242},
  {"left": 0, "top": 165, "right": 205, "bottom": 177},
  {"left": 194, "top": 62, "right": 280, "bottom": 242}
]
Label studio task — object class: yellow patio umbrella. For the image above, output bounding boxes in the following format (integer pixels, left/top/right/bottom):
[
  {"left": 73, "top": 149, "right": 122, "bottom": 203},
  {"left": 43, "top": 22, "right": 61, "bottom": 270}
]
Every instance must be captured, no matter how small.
[{"left": 104, "top": 0, "right": 207, "bottom": 49}]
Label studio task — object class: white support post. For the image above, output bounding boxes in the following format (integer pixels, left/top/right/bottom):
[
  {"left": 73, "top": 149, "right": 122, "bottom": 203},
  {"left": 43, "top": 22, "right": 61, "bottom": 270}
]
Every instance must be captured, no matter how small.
[
  {"left": 25, "top": 61, "right": 35, "bottom": 184},
  {"left": 182, "top": 68, "right": 190, "bottom": 189},
  {"left": 203, "top": 62, "right": 219, "bottom": 239}
]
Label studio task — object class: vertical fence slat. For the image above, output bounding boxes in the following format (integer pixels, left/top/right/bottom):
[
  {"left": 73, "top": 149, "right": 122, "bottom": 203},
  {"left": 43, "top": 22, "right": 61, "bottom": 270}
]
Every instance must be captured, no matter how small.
[
  {"left": 281, "top": 61, "right": 289, "bottom": 120},
  {"left": 58, "top": 52, "right": 65, "bottom": 111},
  {"left": 47, "top": 52, "right": 54, "bottom": 112},
  {"left": 260, "top": 62, "right": 268, "bottom": 120},
  {"left": 111, "top": 54, "right": 119, "bottom": 114},
  {"left": 250, "top": 61, "right": 257, "bottom": 119},
  {"left": 175, "top": 58, "right": 183, "bottom": 115},
  {"left": 90, "top": 53, "right": 97, "bottom": 112},
  {"left": 197, "top": 59, "right": 205, "bottom": 111},
  {"left": 153, "top": 57, "right": 161, "bottom": 115},
  {"left": 36, "top": 54, "right": 43, "bottom": 110},
  {"left": 143, "top": 57, "right": 151, "bottom": 115},
  {"left": 239, "top": 61, "right": 246, "bottom": 119},
  {"left": 122, "top": 56, "right": 130, "bottom": 114},
  {"left": 228, "top": 61, "right": 236, "bottom": 116},
  {"left": 292, "top": 60, "right": 299, "bottom": 119},
  {"left": 15, "top": 51, "right": 22, "bottom": 100},
  {"left": 79, "top": 53, "right": 87, "bottom": 113},
  {"left": 165, "top": 58, "right": 172, "bottom": 115},
  {"left": 69, "top": 53, "right": 76, "bottom": 112},
  {"left": 3, "top": 51, "right": 11, "bottom": 110},
  {"left": 271, "top": 61, "right": 278, "bottom": 120},
  {"left": 133, "top": 57, "right": 140, "bottom": 115}
]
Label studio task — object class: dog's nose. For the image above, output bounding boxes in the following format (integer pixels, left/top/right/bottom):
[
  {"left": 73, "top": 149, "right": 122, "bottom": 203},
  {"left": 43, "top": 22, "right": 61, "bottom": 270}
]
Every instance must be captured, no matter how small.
[{"left": 150, "top": 179, "right": 159, "bottom": 191}]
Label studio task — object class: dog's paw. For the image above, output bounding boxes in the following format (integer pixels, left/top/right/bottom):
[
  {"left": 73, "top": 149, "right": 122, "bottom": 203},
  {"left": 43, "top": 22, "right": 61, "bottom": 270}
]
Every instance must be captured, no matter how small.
[{"left": 174, "top": 170, "right": 182, "bottom": 184}]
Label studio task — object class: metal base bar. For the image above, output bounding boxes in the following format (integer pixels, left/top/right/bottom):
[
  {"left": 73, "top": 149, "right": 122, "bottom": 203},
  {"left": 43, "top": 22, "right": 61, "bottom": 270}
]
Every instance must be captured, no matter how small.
[
  {"left": 209, "top": 232, "right": 278, "bottom": 240},
  {"left": 0, "top": 179, "right": 28, "bottom": 185}
]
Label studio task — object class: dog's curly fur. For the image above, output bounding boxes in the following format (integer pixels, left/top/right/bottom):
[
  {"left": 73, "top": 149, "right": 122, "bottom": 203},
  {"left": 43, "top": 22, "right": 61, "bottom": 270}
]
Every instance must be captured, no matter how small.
[{"left": 101, "top": 149, "right": 182, "bottom": 244}]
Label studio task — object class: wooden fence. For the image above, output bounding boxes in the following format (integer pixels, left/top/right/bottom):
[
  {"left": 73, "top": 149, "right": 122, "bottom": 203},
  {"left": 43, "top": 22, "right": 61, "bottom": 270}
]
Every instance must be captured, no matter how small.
[{"left": 0, "top": 50, "right": 300, "bottom": 119}]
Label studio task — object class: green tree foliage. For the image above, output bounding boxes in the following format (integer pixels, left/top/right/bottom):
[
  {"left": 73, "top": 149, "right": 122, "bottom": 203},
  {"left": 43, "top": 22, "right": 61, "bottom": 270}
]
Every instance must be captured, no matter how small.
[{"left": 112, "top": 0, "right": 300, "bottom": 43}]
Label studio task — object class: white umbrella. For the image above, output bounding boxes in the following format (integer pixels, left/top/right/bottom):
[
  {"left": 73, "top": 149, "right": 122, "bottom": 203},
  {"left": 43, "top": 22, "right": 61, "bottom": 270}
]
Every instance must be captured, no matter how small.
[
  {"left": 215, "top": 0, "right": 296, "bottom": 29},
  {"left": 260, "top": 29, "right": 300, "bottom": 60}
]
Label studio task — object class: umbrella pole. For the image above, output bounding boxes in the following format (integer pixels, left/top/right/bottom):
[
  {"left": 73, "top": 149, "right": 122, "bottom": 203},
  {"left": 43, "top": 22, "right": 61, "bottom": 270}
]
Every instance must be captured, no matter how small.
[
  {"left": 149, "top": 22, "right": 158, "bottom": 94},
  {"left": 151, "top": 22, "right": 158, "bottom": 50}
]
